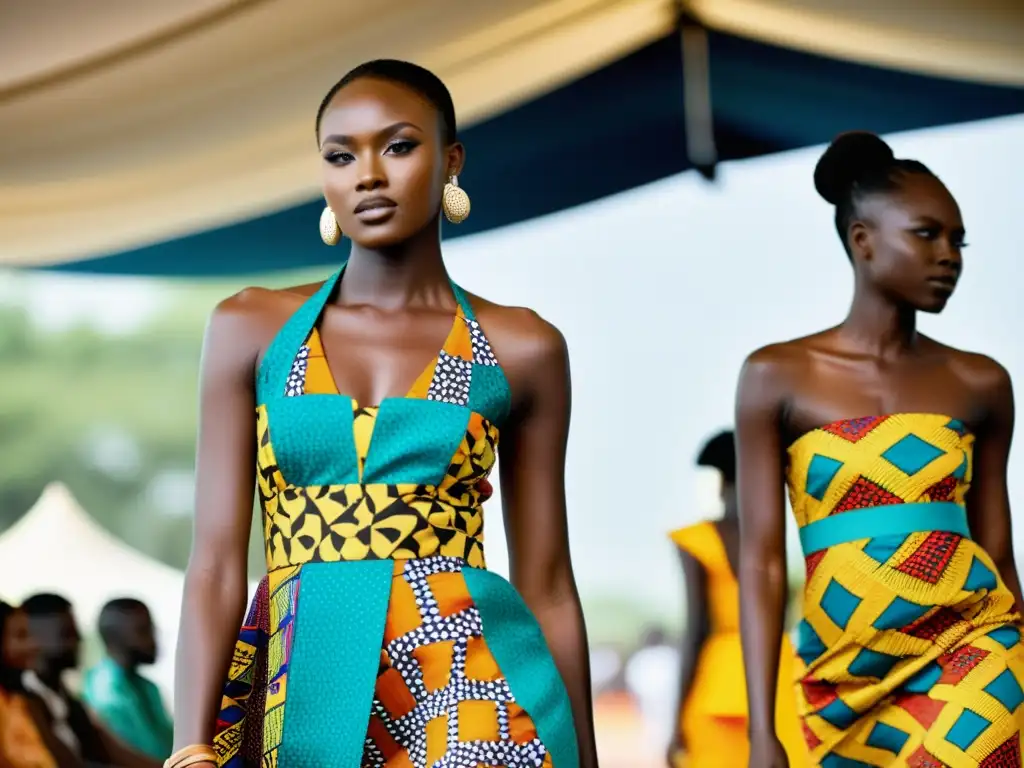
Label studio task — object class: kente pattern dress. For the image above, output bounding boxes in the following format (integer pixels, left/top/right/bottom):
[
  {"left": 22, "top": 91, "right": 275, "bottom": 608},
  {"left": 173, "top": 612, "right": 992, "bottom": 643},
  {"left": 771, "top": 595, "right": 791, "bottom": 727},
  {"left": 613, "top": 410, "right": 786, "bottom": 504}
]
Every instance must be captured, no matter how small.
[
  {"left": 789, "top": 413, "right": 1024, "bottom": 767},
  {"left": 669, "top": 522, "right": 807, "bottom": 767},
  {"left": 212, "top": 266, "right": 578, "bottom": 768}
]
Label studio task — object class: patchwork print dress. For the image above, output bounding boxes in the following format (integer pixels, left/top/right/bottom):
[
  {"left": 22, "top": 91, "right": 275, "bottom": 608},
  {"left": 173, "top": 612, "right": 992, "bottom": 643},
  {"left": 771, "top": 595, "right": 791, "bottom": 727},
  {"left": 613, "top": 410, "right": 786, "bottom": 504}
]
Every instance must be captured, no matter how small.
[
  {"left": 788, "top": 413, "right": 1024, "bottom": 767},
  {"left": 212, "top": 266, "right": 578, "bottom": 768}
]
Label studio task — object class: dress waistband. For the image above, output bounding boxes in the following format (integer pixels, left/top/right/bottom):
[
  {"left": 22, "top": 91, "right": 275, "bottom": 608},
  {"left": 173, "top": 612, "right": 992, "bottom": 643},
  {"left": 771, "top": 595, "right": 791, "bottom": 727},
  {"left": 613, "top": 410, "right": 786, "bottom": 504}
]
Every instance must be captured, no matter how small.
[{"left": 798, "top": 501, "right": 971, "bottom": 556}]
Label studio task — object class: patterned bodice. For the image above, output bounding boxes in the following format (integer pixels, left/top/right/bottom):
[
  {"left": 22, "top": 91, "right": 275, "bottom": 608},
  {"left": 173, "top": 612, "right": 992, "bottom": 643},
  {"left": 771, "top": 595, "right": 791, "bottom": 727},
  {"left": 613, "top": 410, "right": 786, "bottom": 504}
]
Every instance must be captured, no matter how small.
[
  {"left": 786, "top": 413, "right": 973, "bottom": 530},
  {"left": 253, "top": 266, "right": 510, "bottom": 573}
]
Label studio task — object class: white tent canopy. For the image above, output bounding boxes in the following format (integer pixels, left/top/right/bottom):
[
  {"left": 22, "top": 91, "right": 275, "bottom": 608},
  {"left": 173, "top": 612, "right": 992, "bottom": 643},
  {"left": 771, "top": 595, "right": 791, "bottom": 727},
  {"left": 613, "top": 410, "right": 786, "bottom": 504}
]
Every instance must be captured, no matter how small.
[
  {"left": 0, "top": 483, "right": 185, "bottom": 696},
  {"left": 2, "top": 0, "right": 1022, "bottom": 268},
  {"left": 0, "top": 482, "right": 260, "bottom": 703}
]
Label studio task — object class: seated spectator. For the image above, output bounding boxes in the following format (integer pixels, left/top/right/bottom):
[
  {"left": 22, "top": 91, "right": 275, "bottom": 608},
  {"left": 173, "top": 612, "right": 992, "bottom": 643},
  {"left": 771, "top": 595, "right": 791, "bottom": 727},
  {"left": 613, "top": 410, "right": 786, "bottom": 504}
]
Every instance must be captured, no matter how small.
[
  {"left": 0, "top": 601, "right": 56, "bottom": 768},
  {"left": 82, "top": 599, "right": 173, "bottom": 760},
  {"left": 21, "top": 594, "right": 160, "bottom": 768}
]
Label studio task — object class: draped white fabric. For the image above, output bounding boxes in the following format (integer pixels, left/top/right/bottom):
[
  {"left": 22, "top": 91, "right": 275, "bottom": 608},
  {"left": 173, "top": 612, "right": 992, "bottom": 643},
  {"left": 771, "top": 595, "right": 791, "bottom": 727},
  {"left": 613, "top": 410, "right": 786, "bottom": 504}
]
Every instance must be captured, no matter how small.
[{"left": 2, "top": 0, "right": 1022, "bottom": 268}]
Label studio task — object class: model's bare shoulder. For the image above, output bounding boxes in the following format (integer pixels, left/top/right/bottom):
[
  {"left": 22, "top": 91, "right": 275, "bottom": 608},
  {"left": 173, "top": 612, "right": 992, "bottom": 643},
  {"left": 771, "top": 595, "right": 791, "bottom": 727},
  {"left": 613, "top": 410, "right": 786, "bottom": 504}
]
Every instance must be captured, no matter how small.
[
  {"left": 205, "top": 282, "right": 323, "bottom": 372},
  {"left": 740, "top": 338, "right": 809, "bottom": 389},
  {"left": 466, "top": 294, "right": 567, "bottom": 369},
  {"left": 736, "top": 336, "right": 825, "bottom": 431},
  {"left": 949, "top": 347, "right": 1014, "bottom": 405}
]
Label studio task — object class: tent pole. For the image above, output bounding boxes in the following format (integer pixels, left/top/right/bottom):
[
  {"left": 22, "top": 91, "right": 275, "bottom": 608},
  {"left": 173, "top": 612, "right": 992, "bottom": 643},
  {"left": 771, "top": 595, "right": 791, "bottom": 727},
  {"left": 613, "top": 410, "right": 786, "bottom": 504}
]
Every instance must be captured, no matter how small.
[{"left": 676, "top": 0, "right": 718, "bottom": 180}]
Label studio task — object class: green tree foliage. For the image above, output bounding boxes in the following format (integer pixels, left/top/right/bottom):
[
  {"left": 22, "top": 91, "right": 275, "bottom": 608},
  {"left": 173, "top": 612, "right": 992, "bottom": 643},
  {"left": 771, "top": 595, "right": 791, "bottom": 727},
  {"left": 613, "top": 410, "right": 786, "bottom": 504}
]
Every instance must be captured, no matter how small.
[{"left": 0, "top": 273, "right": 318, "bottom": 579}]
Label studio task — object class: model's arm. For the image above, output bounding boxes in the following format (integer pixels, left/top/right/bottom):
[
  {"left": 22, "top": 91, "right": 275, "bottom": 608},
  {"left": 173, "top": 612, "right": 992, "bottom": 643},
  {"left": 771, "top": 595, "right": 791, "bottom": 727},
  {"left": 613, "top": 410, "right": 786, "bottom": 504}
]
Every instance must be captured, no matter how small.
[
  {"left": 967, "top": 359, "right": 1024, "bottom": 611},
  {"left": 171, "top": 294, "right": 262, "bottom": 761},
  {"left": 668, "top": 548, "right": 709, "bottom": 762},
  {"left": 735, "top": 350, "right": 790, "bottom": 767},
  {"left": 496, "top": 312, "right": 599, "bottom": 768}
]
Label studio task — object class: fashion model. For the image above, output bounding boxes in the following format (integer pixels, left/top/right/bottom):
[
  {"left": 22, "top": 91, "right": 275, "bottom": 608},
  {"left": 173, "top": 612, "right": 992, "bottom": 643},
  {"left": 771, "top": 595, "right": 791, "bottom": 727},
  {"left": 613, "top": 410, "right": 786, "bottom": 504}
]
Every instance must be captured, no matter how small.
[
  {"left": 736, "top": 132, "right": 1024, "bottom": 767},
  {"left": 169, "top": 59, "right": 597, "bottom": 768}
]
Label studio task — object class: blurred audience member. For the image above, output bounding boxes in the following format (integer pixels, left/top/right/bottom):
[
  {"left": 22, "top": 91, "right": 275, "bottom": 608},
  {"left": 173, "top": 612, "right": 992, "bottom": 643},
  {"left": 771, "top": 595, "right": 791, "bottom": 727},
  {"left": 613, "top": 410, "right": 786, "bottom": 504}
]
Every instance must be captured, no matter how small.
[
  {"left": 22, "top": 594, "right": 160, "bottom": 768},
  {"left": 82, "top": 599, "right": 173, "bottom": 760},
  {"left": 0, "top": 600, "right": 56, "bottom": 768}
]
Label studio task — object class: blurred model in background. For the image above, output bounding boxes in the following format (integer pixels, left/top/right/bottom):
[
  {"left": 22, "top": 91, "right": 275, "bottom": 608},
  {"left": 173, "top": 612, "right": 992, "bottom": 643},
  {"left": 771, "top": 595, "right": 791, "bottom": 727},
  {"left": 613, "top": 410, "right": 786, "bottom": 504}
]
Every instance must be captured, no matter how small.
[{"left": 667, "top": 431, "right": 806, "bottom": 767}]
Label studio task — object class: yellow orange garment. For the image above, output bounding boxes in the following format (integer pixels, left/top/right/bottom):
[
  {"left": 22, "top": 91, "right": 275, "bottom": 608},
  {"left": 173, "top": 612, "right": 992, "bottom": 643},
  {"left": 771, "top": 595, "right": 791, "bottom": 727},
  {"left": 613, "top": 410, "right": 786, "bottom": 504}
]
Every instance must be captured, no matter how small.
[
  {"left": 0, "top": 687, "right": 56, "bottom": 768},
  {"left": 669, "top": 521, "right": 807, "bottom": 767}
]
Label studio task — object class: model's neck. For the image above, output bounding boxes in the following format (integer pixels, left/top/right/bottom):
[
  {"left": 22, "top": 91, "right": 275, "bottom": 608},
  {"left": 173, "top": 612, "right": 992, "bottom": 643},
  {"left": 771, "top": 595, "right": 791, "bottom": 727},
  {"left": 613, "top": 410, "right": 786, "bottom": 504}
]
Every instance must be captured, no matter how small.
[
  {"left": 841, "top": 283, "right": 918, "bottom": 359},
  {"left": 342, "top": 225, "right": 449, "bottom": 310}
]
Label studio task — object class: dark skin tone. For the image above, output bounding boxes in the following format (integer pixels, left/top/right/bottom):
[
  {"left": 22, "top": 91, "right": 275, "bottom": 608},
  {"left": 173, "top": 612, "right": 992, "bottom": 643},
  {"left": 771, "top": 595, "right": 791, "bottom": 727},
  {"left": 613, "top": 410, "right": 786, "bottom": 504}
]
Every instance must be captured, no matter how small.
[
  {"left": 105, "top": 606, "right": 159, "bottom": 670},
  {"left": 28, "top": 610, "right": 158, "bottom": 768},
  {"left": 1, "top": 609, "right": 39, "bottom": 672},
  {"left": 667, "top": 476, "right": 740, "bottom": 765},
  {"left": 736, "top": 171, "right": 1023, "bottom": 768},
  {"left": 173, "top": 75, "right": 599, "bottom": 766}
]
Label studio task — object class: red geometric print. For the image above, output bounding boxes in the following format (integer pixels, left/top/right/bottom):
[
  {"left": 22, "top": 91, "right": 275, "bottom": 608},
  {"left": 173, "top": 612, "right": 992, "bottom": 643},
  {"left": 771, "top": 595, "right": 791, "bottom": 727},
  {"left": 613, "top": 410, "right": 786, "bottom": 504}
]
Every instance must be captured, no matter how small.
[
  {"left": 908, "top": 745, "right": 949, "bottom": 767},
  {"left": 801, "top": 677, "right": 838, "bottom": 710},
  {"left": 903, "top": 607, "right": 962, "bottom": 641},
  {"left": 806, "top": 550, "right": 827, "bottom": 581},
  {"left": 980, "top": 733, "right": 1021, "bottom": 768},
  {"left": 894, "top": 693, "right": 945, "bottom": 729},
  {"left": 924, "top": 475, "right": 957, "bottom": 502},
  {"left": 895, "top": 532, "right": 963, "bottom": 584},
  {"left": 822, "top": 416, "right": 889, "bottom": 443},
  {"left": 832, "top": 476, "right": 904, "bottom": 514},
  {"left": 937, "top": 645, "right": 989, "bottom": 685},
  {"left": 801, "top": 722, "right": 822, "bottom": 751}
]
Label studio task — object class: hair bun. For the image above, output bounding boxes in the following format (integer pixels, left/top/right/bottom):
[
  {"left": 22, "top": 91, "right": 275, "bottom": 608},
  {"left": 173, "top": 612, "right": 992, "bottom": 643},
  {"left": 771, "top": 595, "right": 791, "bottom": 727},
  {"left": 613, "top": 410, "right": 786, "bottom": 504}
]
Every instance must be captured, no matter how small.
[{"left": 814, "top": 131, "right": 894, "bottom": 205}]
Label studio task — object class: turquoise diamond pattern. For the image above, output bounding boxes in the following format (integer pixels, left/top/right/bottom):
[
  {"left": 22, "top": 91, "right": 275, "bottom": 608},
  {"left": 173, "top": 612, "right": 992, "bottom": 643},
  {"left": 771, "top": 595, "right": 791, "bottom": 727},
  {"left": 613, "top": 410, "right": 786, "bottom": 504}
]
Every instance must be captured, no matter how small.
[
  {"left": 952, "top": 450, "right": 968, "bottom": 479},
  {"left": 946, "top": 418, "right": 968, "bottom": 435},
  {"left": 873, "top": 595, "right": 928, "bottom": 631},
  {"left": 797, "top": 619, "right": 827, "bottom": 665},
  {"left": 807, "top": 454, "right": 843, "bottom": 500},
  {"left": 821, "top": 754, "right": 874, "bottom": 768},
  {"left": 984, "top": 669, "right": 1024, "bottom": 712},
  {"left": 819, "top": 698, "right": 859, "bottom": 729},
  {"left": 945, "top": 709, "right": 990, "bottom": 750},
  {"left": 986, "top": 627, "right": 1021, "bottom": 650},
  {"left": 821, "top": 579, "right": 862, "bottom": 630},
  {"left": 903, "top": 661, "right": 942, "bottom": 694},
  {"left": 849, "top": 648, "right": 903, "bottom": 679},
  {"left": 963, "top": 556, "right": 998, "bottom": 592},
  {"left": 866, "top": 721, "right": 910, "bottom": 754},
  {"left": 862, "top": 535, "right": 909, "bottom": 566},
  {"left": 881, "top": 433, "right": 945, "bottom": 475}
]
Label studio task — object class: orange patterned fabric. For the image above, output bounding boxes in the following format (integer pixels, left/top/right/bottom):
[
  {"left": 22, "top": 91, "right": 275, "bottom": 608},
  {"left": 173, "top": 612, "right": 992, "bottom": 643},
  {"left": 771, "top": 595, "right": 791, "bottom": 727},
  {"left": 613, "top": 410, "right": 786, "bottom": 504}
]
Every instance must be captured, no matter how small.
[{"left": 364, "top": 560, "right": 553, "bottom": 767}]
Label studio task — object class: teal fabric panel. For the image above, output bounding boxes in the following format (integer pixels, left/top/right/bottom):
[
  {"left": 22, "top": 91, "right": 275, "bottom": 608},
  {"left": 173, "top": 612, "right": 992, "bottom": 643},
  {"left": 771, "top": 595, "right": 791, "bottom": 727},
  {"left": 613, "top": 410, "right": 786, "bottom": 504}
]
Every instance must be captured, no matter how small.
[
  {"left": 362, "top": 399, "right": 470, "bottom": 485},
  {"left": 265, "top": 396, "right": 359, "bottom": 486},
  {"left": 450, "top": 282, "right": 477, "bottom": 321},
  {"left": 257, "top": 267, "right": 343, "bottom": 402},
  {"left": 463, "top": 567, "right": 578, "bottom": 768},
  {"left": 467, "top": 366, "right": 512, "bottom": 427},
  {"left": 279, "top": 560, "right": 392, "bottom": 767},
  {"left": 799, "top": 502, "right": 970, "bottom": 556}
]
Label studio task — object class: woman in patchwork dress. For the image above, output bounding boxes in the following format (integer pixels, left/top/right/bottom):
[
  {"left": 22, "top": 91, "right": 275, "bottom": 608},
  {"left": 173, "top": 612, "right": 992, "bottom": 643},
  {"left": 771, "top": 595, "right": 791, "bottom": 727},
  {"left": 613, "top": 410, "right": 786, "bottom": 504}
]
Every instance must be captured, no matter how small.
[{"left": 168, "top": 59, "right": 598, "bottom": 768}]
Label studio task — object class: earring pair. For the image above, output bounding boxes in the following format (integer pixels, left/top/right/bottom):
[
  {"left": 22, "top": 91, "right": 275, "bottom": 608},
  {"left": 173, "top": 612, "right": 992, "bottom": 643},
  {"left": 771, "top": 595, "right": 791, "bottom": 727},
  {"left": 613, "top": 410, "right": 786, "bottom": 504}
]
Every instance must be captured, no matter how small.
[{"left": 320, "top": 176, "right": 471, "bottom": 246}]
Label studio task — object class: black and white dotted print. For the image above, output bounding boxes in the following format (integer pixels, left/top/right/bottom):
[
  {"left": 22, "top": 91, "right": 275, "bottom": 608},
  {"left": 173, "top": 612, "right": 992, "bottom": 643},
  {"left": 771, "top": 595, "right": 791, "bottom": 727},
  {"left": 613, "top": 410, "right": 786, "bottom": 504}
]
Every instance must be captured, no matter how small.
[
  {"left": 466, "top": 319, "right": 498, "bottom": 367},
  {"left": 284, "top": 345, "right": 310, "bottom": 397},
  {"left": 427, "top": 352, "right": 472, "bottom": 406},
  {"left": 361, "top": 556, "right": 549, "bottom": 768}
]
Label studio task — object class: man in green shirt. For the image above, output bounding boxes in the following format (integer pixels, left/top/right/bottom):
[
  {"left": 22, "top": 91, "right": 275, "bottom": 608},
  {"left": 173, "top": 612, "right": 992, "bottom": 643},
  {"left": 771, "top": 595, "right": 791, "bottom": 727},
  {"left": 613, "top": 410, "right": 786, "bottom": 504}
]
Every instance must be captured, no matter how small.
[{"left": 81, "top": 598, "right": 174, "bottom": 761}]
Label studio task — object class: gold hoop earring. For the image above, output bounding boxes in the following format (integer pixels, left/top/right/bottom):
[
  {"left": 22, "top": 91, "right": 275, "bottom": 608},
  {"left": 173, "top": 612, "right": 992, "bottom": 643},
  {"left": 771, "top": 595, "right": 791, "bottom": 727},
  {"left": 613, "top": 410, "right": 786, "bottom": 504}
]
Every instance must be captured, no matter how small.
[
  {"left": 442, "top": 176, "right": 470, "bottom": 224},
  {"left": 319, "top": 206, "right": 341, "bottom": 246}
]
